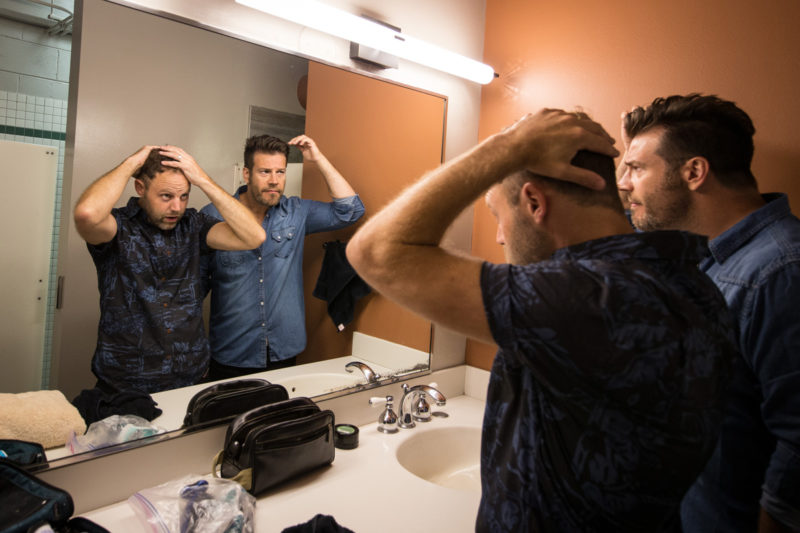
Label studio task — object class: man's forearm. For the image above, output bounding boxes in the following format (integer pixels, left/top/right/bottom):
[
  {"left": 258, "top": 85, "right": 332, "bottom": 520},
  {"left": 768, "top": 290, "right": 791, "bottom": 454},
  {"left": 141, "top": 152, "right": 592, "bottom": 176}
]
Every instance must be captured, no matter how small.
[
  {"left": 76, "top": 159, "right": 138, "bottom": 223},
  {"left": 200, "top": 178, "right": 265, "bottom": 249},
  {"left": 315, "top": 154, "right": 356, "bottom": 199}
]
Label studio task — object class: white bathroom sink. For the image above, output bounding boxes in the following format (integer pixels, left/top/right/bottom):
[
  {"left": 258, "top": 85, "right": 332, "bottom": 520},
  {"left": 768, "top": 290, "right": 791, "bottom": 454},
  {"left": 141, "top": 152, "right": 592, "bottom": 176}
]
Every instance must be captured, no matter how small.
[
  {"left": 395, "top": 426, "right": 482, "bottom": 492},
  {"left": 273, "top": 373, "right": 363, "bottom": 397}
]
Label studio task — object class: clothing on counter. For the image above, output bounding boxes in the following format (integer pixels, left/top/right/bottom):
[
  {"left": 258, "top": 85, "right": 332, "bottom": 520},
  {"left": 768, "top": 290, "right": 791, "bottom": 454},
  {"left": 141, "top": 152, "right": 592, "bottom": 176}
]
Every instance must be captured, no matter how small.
[
  {"left": 72, "top": 387, "right": 162, "bottom": 426},
  {"left": 281, "top": 514, "right": 355, "bottom": 533}
]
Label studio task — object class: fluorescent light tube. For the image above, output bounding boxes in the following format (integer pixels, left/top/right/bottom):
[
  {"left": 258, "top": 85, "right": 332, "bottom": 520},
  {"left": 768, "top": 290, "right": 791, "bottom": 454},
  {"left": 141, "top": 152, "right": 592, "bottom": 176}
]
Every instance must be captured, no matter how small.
[{"left": 235, "top": 0, "right": 495, "bottom": 84}]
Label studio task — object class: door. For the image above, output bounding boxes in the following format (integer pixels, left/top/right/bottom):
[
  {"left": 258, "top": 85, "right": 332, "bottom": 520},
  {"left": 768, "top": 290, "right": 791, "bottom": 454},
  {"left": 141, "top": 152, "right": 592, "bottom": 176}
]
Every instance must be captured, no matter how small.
[{"left": 0, "top": 140, "right": 57, "bottom": 392}]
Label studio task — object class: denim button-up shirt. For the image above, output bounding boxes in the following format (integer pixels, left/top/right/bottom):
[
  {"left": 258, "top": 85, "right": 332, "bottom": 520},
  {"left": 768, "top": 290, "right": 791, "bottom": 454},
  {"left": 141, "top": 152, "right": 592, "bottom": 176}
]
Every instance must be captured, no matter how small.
[
  {"left": 201, "top": 187, "right": 365, "bottom": 367},
  {"left": 682, "top": 193, "right": 800, "bottom": 531}
]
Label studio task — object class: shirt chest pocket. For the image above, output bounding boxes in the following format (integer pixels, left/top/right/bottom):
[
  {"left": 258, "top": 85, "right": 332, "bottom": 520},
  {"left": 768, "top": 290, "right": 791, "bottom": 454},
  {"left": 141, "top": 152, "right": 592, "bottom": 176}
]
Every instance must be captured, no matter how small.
[
  {"left": 271, "top": 225, "right": 297, "bottom": 258},
  {"left": 218, "top": 250, "right": 250, "bottom": 272}
]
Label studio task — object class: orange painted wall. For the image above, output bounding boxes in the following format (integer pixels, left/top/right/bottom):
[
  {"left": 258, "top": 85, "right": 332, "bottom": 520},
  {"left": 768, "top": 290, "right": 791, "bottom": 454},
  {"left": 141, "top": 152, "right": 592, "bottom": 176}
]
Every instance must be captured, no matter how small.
[
  {"left": 299, "top": 62, "right": 446, "bottom": 364},
  {"left": 467, "top": 0, "right": 800, "bottom": 370}
]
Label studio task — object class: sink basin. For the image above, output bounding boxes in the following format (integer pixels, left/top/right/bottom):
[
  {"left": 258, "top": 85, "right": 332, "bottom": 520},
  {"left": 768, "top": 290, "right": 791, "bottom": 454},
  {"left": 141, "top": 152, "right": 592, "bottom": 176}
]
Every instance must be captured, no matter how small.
[
  {"left": 395, "top": 426, "right": 482, "bottom": 492},
  {"left": 273, "top": 373, "right": 363, "bottom": 397}
]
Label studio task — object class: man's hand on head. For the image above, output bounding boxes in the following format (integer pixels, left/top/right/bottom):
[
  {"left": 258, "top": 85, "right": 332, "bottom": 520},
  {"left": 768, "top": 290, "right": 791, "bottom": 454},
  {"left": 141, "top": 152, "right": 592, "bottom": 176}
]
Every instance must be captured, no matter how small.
[
  {"left": 158, "top": 145, "right": 210, "bottom": 186},
  {"left": 499, "top": 109, "right": 619, "bottom": 190},
  {"left": 125, "top": 145, "right": 159, "bottom": 175},
  {"left": 288, "top": 134, "right": 322, "bottom": 163}
]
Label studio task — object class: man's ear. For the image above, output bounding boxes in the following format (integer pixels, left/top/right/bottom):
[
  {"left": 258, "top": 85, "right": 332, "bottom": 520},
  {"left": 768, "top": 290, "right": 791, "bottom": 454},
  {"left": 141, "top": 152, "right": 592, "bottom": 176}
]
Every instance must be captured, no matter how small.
[
  {"left": 134, "top": 178, "right": 146, "bottom": 196},
  {"left": 242, "top": 166, "right": 251, "bottom": 186},
  {"left": 520, "top": 181, "right": 547, "bottom": 224},
  {"left": 680, "top": 156, "right": 710, "bottom": 191}
]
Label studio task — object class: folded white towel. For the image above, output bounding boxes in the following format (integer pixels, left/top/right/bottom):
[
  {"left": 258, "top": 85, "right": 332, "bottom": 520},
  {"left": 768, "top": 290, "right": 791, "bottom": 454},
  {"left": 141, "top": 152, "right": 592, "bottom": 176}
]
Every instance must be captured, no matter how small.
[{"left": 0, "top": 390, "right": 87, "bottom": 449}]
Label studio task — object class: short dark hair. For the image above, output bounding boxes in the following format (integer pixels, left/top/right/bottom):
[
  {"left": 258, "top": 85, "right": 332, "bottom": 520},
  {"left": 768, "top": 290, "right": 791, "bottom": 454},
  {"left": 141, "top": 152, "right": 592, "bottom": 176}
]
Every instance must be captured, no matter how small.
[
  {"left": 134, "top": 148, "right": 179, "bottom": 183},
  {"left": 505, "top": 150, "right": 624, "bottom": 212},
  {"left": 624, "top": 94, "right": 756, "bottom": 188},
  {"left": 244, "top": 135, "right": 289, "bottom": 170}
]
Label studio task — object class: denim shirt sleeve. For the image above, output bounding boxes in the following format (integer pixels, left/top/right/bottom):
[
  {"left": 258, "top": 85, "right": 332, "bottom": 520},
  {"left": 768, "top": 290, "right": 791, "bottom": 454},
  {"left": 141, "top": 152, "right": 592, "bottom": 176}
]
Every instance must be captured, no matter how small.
[
  {"left": 304, "top": 195, "right": 365, "bottom": 234},
  {"left": 750, "top": 264, "right": 800, "bottom": 527}
]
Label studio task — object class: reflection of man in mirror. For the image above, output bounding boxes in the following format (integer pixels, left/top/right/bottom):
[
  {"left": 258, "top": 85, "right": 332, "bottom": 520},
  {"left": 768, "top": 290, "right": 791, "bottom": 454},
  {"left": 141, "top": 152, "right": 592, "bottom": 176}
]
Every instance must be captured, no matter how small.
[
  {"left": 346, "top": 110, "right": 739, "bottom": 531},
  {"left": 202, "top": 134, "right": 364, "bottom": 381},
  {"left": 73, "top": 146, "right": 266, "bottom": 394}
]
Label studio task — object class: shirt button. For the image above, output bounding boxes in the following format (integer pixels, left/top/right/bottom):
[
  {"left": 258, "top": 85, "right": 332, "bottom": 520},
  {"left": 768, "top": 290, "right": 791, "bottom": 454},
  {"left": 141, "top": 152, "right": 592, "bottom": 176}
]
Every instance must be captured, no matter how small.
[
  {"left": 261, "top": 322, "right": 265, "bottom": 327},
  {"left": 166, "top": 328, "right": 172, "bottom": 334},
  {"left": 260, "top": 301, "right": 264, "bottom": 306},
  {"left": 163, "top": 303, "right": 168, "bottom": 308},
  {"left": 258, "top": 256, "right": 262, "bottom": 261},
  {"left": 259, "top": 279, "right": 263, "bottom": 283}
]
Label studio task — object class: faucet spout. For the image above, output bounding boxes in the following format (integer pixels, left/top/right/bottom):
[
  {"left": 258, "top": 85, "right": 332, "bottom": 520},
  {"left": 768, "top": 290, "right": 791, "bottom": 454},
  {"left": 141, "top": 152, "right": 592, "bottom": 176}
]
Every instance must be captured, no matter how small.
[
  {"left": 345, "top": 361, "right": 381, "bottom": 383},
  {"left": 398, "top": 384, "right": 447, "bottom": 429}
]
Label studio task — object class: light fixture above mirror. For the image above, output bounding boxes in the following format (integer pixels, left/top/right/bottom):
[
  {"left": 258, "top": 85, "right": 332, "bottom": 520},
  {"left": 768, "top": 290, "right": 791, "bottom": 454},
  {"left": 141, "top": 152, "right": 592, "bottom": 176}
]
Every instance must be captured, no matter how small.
[{"left": 234, "top": 0, "right": 496, "bottom": 84}]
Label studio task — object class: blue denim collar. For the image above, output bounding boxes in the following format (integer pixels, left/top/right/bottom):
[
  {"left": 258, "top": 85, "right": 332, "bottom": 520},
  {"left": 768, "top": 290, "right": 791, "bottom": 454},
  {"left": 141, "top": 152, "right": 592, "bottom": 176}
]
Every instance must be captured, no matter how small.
[{"left": 708, "top": 193, "right": 790, "bottom": 265}]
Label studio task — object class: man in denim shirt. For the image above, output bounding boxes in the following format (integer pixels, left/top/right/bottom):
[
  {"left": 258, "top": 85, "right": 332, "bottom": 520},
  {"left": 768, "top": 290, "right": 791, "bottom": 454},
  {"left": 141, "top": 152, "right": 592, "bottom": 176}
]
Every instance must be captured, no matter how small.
[
  {"left": 618, "top": 94, "right": 800, "bottom": 531},
  {"left": 202, "top": 135, "right": 364, "bottom": 380}
]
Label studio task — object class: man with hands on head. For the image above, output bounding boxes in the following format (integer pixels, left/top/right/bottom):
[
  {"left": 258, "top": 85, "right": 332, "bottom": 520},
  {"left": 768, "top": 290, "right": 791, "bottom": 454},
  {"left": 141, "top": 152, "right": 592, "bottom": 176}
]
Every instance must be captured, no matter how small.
[
  {"left": 202, "top": 134, "right": 364, "bottom": 380},
  {"left": 73, "top": 145, "right": 266, "bottom": 394},
  {"left": 346, "top": 109, "right": 738, "bottom": 532}
]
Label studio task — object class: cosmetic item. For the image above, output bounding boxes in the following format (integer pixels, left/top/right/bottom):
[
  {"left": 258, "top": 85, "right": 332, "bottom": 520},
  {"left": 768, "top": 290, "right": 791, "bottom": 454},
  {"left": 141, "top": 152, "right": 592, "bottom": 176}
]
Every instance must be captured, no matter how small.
[{"left": 334, "top": 424, "right": 359, "bottom": 449}]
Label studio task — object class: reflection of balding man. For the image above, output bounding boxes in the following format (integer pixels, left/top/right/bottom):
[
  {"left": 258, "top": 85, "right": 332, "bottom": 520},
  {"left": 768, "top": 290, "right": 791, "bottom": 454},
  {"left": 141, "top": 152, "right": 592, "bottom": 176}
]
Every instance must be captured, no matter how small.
[
  {"left": 347, "top": 109, "right": 738, "bottom": 531},
  {"left": 73, "top": 145, "right": 264, "bottom": 393}
]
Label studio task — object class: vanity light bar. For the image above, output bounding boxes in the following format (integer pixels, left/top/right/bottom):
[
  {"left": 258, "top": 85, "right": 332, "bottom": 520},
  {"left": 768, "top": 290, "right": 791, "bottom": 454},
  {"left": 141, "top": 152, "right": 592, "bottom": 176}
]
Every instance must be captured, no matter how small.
[{"left": 234, "top": 0, "right": 496, "bottom": 84}]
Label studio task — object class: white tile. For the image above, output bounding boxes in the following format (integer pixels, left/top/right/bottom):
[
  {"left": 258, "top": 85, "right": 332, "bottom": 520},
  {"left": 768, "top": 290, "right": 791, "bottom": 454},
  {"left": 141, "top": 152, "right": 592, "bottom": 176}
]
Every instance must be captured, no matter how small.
[{"left": 0, "top": 90, "right": 7, "bottom": 100}]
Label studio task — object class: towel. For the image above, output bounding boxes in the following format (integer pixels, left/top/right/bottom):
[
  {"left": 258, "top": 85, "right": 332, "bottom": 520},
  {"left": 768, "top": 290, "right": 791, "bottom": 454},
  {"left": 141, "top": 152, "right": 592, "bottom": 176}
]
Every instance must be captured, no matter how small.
[
  {"left": 312, "top": 240, "right": 371, "bottom": 331},
  {"left": 0, "top": 390, "right": 86, "bottom": 449}
]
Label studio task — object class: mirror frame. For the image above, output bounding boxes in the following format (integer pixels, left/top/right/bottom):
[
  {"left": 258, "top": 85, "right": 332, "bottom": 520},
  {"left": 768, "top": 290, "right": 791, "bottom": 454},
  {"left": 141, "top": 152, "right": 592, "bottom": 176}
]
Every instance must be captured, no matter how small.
[{"left": 31, "top": 0, "right": 448, "bottom": 470}]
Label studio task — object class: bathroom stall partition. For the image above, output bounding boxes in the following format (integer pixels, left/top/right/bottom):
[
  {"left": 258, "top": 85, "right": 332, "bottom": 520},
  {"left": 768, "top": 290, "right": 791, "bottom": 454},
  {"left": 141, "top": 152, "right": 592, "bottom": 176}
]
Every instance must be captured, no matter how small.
[{"left": 0, "top": 140, "right": 57, "bottom": 392}]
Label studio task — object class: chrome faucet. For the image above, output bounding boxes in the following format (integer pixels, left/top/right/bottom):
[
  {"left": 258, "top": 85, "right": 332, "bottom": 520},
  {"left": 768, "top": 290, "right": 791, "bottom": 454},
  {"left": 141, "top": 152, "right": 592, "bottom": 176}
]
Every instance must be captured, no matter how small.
[
  {"left": 345, "top": 361, "right": 381, "bottom": 383},
  {"left": 398, "top": 383, "right": 446, "bottom": 429}
]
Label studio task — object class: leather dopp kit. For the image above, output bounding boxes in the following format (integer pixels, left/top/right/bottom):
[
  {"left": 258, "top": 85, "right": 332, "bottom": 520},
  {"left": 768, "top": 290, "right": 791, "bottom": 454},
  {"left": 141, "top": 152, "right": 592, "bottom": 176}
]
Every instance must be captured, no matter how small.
[
  {"left": 0, "top": 457, "right": 109, "bottom": 532},
  {"left": 213, "top": 397, "right": 335, "bottom": 496},
  {"left": 183, "top": 379, "right": 289, "bottom": 427}
]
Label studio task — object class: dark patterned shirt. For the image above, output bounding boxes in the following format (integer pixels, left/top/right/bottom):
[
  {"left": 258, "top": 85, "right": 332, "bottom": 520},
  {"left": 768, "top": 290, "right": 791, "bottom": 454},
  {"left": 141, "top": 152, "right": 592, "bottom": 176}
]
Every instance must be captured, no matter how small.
[
  {"left": 477, "top": 231, "right": 738, "bottom": 532},
  {"left": 87, "top": 197, "right": 219, "bottom": 393}
]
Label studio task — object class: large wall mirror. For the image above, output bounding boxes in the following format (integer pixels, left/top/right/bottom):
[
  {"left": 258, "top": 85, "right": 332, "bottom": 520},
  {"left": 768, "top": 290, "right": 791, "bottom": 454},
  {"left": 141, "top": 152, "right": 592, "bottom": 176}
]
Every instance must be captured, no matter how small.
[{"left": 7, "top": 0, "right": 446, "bottom": 469}]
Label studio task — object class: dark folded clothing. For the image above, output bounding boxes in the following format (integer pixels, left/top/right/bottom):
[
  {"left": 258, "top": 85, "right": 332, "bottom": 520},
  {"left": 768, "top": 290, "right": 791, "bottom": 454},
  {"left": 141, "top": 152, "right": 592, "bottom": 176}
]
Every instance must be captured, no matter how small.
[
  {"left": 313, "top": 240, "right": 371, "bottom": 331},
  {"left": 282, "top": 514, "right": 355, "bottom": 533},
  {"left": 72, "top": 388, "right": 162, "bottom": 425}
]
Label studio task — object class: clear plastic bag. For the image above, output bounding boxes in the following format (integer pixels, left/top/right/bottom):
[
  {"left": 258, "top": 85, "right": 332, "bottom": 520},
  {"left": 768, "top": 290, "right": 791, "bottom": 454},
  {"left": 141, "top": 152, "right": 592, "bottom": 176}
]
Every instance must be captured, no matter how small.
[
  {"left": 128, "top": 475, "right": 255, "bottom": 533},
  {"left": 67, "top": 414, "right": 165, "bottom": 454}
]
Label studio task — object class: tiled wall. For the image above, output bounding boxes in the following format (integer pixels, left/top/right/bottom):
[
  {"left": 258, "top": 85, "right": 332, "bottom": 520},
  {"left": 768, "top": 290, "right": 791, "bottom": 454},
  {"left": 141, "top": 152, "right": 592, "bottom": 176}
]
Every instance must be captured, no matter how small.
[{"left": 0, "top": 90, "right": 67, "bottom": 388}]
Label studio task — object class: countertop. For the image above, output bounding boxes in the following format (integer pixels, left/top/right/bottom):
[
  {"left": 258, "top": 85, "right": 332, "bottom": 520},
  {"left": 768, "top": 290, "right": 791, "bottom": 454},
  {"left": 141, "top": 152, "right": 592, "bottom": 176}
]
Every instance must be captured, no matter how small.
[{"left": 81, "top": 394, "right": 485, "bottom": 532}]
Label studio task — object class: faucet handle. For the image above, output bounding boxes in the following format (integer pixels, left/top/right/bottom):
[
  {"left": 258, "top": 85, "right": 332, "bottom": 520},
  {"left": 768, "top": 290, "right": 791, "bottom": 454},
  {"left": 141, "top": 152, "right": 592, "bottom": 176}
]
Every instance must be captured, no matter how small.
[
  {"left": 413, "top": 392, "right": 432, "bottom": 422},
  {"left": 369, "top": 395, "right": 398, "bottom": 434}
]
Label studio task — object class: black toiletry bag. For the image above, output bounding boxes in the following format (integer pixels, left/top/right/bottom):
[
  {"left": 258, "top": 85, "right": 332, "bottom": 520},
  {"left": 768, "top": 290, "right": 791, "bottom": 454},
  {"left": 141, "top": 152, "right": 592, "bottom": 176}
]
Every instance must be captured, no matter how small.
[
  {"left": 0, "top": 439, "right": 48, "bottom": 469},
  {"left": 0, "top": 458, "right": 110, "bottom": 533},
  {"left": 212, "top": 397, "right": 335, "bottom": 495},
  {"left": 183, "top": 379, "right": 289, "bottom": 427}
]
